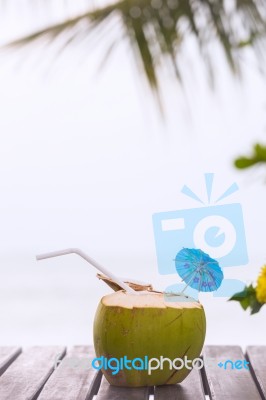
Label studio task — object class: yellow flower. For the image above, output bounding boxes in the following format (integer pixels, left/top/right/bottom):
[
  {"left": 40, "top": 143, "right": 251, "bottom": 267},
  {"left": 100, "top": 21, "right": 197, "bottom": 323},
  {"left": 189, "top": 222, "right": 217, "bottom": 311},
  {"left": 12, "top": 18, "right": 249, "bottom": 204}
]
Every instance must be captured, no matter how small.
[{"left": 256, "top": 265, "right": 266, "bottom": 304}]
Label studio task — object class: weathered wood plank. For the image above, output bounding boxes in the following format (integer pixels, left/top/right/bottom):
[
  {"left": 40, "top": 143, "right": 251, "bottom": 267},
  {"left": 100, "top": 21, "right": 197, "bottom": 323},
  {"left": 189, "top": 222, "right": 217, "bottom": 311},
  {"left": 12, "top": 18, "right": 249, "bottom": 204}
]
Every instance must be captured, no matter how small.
[
  {"left": 202, "top": 346, "right": 261, "bottom": 400},
  {"left": 0, "top": 347, "right": 21, "bottom": 376},
  {"left": 38, "top": 346, "right": 101, "bottom": 400},
  {"left": 246, "top": 346, "right": 266, "bottom": 399},
  {"left": 96, "top": 377, "right": 151, "bottom": 400},
  {"left": 154, "top": 368, "right": 205, "bottom": 400},
  {"left": 0, "top": 346, "right": 66, "bottom": 400}
]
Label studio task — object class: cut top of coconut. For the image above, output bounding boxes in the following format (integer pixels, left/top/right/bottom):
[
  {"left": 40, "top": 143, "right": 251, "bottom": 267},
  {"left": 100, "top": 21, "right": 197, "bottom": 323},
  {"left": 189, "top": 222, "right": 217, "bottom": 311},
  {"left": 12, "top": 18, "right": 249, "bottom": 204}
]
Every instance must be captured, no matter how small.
[{"left": 101, "top": 290, "right": 203, "bottom": 309}]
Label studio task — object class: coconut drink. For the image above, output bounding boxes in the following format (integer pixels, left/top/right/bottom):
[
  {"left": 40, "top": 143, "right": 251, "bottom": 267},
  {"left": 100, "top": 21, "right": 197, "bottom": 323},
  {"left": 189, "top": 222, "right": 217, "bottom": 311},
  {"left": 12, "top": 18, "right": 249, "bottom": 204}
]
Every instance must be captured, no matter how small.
[
  {"left": 37, "top": 247, "right": 223, "bottom": 388},
  {"left": 93, "top": 289, "right": 206, "bottom": 387}
]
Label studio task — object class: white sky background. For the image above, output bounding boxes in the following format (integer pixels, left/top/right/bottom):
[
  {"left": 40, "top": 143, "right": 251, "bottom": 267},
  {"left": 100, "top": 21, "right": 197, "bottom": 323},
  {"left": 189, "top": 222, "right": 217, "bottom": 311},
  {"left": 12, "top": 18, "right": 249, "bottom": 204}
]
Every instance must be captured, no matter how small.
[{"left": 0, "top": 2, "right": 266, "bottom": 346}]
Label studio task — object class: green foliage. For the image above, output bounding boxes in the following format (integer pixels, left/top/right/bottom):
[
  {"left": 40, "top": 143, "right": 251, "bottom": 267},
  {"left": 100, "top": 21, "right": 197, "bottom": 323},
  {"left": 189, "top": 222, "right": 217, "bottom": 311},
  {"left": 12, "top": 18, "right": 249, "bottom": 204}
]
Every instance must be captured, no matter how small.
[
  {"left": 234, "top": 143, "right": 266, "bottom": 169},
  {"left": 4, "top": 0, "right": 266, "bottom": 104},
  {"left": 229, "top": 284, "right": 264, "bottom": 314},
  {"left": 233, "top": 145, "right": 266, "bottom": 315}
]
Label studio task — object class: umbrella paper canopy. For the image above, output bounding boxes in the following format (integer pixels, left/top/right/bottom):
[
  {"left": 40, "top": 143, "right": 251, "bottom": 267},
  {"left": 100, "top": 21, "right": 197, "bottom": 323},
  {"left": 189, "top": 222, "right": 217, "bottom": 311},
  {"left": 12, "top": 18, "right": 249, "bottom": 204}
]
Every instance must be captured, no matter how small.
[{"left": 175, "top": 248, "right": 224, "bottom": 293}]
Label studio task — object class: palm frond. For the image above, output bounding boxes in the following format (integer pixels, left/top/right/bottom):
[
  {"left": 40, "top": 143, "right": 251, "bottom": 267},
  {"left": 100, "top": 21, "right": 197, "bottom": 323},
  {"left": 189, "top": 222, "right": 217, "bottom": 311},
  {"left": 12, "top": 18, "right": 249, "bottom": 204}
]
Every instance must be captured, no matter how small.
[{"left": 3, "top": 0, "right": 266, "bottom": 105}]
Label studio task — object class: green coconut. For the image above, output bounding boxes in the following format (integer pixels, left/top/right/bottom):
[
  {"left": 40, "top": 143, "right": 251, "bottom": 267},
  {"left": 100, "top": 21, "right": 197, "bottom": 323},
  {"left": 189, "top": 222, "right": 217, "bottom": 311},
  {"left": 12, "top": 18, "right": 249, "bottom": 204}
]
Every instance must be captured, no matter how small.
[{"left": 93, "top": 290, "right": 206, "bottom": 387}]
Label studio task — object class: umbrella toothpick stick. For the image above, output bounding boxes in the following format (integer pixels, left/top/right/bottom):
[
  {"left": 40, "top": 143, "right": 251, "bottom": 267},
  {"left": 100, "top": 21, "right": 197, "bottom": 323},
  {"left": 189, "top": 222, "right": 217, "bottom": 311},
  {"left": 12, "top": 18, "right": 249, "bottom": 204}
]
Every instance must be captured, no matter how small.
[
  {"left": 181, "top": 271, "right": 199, "bottom": 294},
  {"left": 36, "top": 248, "right": 136, "bottom": 294}
]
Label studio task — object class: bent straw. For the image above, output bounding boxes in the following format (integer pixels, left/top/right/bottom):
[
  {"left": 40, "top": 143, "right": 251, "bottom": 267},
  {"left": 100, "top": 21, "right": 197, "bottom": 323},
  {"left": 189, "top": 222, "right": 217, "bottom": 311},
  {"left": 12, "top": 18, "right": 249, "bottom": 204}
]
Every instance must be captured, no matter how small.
[{"left": 36, "top": 248, "right": 135, "bottom": 293}]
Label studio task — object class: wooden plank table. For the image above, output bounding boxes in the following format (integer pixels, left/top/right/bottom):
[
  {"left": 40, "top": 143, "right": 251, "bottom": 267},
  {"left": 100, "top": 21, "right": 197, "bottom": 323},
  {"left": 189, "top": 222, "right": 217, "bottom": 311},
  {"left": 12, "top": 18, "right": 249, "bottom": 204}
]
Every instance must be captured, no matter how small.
[{"left": 0, "top": 345, "right": 264, "bottom": 399}]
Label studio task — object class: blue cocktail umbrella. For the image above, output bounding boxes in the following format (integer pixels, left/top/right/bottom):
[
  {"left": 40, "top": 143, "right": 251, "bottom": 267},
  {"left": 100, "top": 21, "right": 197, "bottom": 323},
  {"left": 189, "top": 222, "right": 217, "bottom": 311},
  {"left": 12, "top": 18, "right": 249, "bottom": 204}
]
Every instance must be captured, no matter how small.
[{"left": 175, "top": 248, "right": 224, "bottom": 293}]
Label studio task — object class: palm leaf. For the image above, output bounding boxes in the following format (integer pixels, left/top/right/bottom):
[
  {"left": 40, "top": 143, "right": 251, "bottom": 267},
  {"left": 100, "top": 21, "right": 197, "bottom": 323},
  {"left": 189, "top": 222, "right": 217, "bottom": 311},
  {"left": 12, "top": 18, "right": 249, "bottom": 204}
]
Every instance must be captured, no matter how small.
[{"left": 3, "top": 0, "right": 266, "bottom": 105}]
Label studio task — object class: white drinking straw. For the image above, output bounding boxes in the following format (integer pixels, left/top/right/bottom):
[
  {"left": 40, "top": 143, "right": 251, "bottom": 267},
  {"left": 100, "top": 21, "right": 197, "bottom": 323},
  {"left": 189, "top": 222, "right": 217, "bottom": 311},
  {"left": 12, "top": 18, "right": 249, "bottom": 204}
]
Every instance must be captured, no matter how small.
[{"left": 36, "top": 248, "right": 135, "bottom": 293}]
